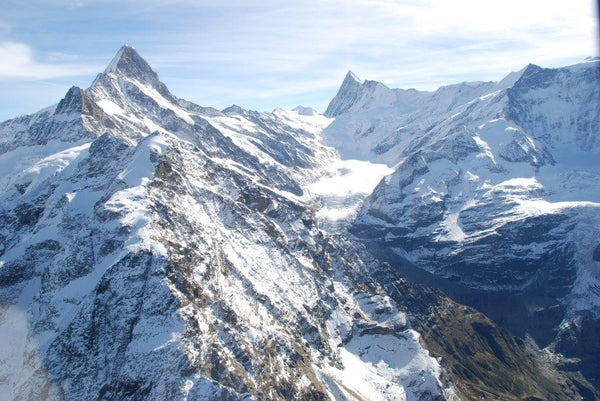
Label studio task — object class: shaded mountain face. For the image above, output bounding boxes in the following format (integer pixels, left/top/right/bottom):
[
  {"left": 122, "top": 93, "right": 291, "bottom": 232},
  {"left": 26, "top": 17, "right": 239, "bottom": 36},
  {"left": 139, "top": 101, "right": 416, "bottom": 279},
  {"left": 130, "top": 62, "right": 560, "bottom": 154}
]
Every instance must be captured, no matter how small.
[
  {"left": 0, "top": 45, "right": 596, "bottom": 401},
  {"left": 331, "top": 61, "right": 600, "bottom": 388}
]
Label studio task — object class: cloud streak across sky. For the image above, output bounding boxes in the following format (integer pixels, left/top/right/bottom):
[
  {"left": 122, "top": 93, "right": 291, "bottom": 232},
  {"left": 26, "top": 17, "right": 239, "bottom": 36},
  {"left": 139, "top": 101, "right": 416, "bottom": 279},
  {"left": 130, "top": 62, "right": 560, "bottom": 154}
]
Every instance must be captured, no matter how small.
[{"left": 0, "top": 0, "right": 597, "bottom": 120}]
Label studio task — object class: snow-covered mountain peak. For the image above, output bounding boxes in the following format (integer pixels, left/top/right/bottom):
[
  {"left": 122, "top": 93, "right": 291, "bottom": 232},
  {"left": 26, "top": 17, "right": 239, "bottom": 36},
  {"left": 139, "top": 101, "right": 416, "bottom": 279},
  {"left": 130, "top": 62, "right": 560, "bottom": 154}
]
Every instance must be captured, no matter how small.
[
  {"left": 104, "top": 45, "right": 156, "bottom": 82},
  {"left": 91, "top": 45, "right": 174, "bottom": 106},
  {"left": 345, "top": 70, "right": 362, "bottom": 84},
  {"left": 291, "top": 105, "right": 318, "bottom": 116},
  {"left": 55, "top": 86, "right": 85, "bottom": 113},
  {"left": 324, "top": 71, "right": 366, "bottom": 117},
  {"left": 55, "top": 86, "right": 104, "bottom": 118},
  {"left": 222, "top": 104, "right": 246, "bottom": 115},
  {"left": 326, "top": 75, "right": 404, "bottom": 121},
  {"left": 494, "top": 65, "right": 529, "bottom": 90},
  {"left": 508, "top": 63, "right": 548, "bottom": 89},
  {"left": 85, "top": 46, "right": 202, "bottom": 143},
  {"left": 0, "top": 84, "right": 105, "bottom": 160},
  {"left": 506, "top": 58, "right": 600, "bottom": 151}
]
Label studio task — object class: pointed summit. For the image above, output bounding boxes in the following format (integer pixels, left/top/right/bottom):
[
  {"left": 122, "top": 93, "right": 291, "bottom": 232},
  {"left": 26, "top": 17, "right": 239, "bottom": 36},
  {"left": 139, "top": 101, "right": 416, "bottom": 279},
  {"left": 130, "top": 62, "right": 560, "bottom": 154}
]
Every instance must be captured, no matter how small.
[
  {"left": 55, "top": 86, "right": 102, "bottom": 117},
  {"left": 91, "top": 44, "right": 177, "bottom": 102},
  {"left": 324, "top": 70, "right": 364, "bottom": 117},
  {"left": 104, "top": 45, "right": 159, "bottom": 85},
  {"left": 222, "top": 104, "right": 246, "bottom": 115},
  {"left": 509, "top": 63, "right": 552, "bottom": 91},
  {"left": 292, "top": 105, "right": 317, "bottom": 116},
  {"left": 344, "top": 70, "right": 362, "bottom": 85},
  {"left": 105, "top": 45, "right": 151, "bottom": 74}
]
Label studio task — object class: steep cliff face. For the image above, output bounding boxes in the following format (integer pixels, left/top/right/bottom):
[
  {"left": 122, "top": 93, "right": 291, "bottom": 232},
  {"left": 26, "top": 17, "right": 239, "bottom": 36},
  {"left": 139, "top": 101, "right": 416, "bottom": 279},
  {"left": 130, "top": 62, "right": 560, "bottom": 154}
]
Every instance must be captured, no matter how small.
[{"left": 342, "top": 59, "right": 600, "bottom": 389}]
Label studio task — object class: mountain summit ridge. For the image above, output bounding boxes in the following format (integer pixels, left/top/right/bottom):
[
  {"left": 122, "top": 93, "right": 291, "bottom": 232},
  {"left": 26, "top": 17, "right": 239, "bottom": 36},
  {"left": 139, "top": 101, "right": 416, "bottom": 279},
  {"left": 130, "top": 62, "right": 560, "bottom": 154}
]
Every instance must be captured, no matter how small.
[
  {"left": 324, "top": 70, "right": 366, "bottom": 117},
  {"left": 104, "top": 44, "right": 157, "bottom": 82}
]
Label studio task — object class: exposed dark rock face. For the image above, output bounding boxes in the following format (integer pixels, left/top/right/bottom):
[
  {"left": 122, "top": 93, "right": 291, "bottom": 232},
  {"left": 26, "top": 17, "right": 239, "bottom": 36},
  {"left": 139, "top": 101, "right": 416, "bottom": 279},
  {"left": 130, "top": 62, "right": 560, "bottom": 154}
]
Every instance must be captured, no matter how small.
[
  {"left": 340, "top": 240, "right": 592, "bottom": 400},
  {"left": 506, "top": 63, "right": 600, "bottom": 151},
  {"left": 324, "top": 71, "right": 364, "bottom": 117}
]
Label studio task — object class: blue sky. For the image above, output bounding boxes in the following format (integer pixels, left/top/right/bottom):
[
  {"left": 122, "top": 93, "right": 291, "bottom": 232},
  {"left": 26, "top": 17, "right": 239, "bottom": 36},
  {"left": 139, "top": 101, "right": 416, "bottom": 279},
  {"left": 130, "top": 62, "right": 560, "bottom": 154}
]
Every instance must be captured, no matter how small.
[{"left": 0, "top": 0, "right": 597, "bottom": 121}]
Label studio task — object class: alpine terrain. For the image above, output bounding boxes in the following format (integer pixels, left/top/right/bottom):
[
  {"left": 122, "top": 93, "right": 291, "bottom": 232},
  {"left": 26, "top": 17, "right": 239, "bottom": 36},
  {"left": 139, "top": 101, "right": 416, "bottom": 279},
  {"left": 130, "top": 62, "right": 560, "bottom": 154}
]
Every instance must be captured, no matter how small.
[
  {"left": 325, "top": 59, "right": 600, "bottom": 396},
  {"left": 0, "top": 46, "right": 597, "bottom": 400}
]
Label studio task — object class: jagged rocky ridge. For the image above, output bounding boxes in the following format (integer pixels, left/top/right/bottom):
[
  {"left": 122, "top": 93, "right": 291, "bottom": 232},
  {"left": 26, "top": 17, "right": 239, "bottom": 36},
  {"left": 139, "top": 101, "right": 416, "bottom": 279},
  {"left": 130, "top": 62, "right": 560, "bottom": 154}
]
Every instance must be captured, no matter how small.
[
  {"left": 0, "top": 45, "right": 596, "bottom": 400},
  {"left": 325, "top": 60, "right": 600, "bottom": 393}
]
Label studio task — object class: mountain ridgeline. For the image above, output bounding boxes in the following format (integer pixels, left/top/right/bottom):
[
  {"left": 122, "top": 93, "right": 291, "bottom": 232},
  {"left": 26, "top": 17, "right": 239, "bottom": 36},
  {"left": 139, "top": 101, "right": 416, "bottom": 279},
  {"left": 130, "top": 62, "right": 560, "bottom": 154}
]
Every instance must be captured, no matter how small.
[{"left": 0, "top": 46, "right": 598, "bottom": 400}]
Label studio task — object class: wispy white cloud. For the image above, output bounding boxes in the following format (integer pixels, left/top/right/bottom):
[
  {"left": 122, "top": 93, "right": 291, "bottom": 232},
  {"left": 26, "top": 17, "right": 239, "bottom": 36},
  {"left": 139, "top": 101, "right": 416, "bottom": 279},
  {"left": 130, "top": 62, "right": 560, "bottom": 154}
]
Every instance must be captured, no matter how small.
[
  {"left": 0, "top": 0, "right": 596, "bottom": 120},
  {"left": 0, "top": 41, "right": 99, "bottom": 80},
  {"left": 143, "top": 0, "right": 595, "bottom": 80},
  {"left": 142, "top": 0, "right": 595, "bottom": 109}
]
